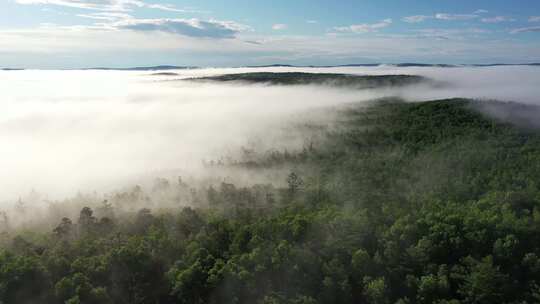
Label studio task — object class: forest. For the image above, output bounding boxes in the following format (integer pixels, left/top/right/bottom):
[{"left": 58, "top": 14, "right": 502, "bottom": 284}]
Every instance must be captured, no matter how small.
[
  {"left": 2, "top": 94, "right": 540, "bottom": 304},
  {"left": 189, "top": 72, "right": 429, "bottom": 88}
]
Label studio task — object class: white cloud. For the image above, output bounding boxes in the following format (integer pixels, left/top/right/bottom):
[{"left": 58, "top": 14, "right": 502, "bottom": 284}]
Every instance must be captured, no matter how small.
[
  {"left": 402, "top": 15, "right": 432, "bottom": 23},
  {"left": 0, "top": 24, "right": 260, "bottom": 59},
  {"left": 413, "top": 28, "right": 490, "bottom": 40},
  {"left": 14, "top": 0, "right": 196, "bottom": 13},
  {"left": 511, "top": 26, "right": 540, "bottom": 34},
  {"left": 435, "top": 13, "right": 479, "bottom": 21},
  {"left": 144, "top": 3, "right": 192, "bottom": 13},
  {"left": 529, "top": 16, "right": 540, "bottom": 22},
  {"left": 404, "top": 12, "right": 482, "bottom": 23},
  {"left": 1, "top": 23, "right": 539, "bottom": 67},
  {"left": 332, "top": 19, "right": 392, "bottom": 34},
  {"left": 116, "top": 18, "right": 250, "bottom": 38},
  {"left": 272, "top": 24, "right": 287, "bottom": 30},
  {"left": 474, "top": 9, "right": 489, "bottom": 14},
  {"left": 481, "top": 16, "right": 515, "bottom": 23},
  {"left": 77, "top": 12, "right": 132, "bottom": 21},
  {"left": 306, "top": 20, "right": 318, "bottom": 24}
]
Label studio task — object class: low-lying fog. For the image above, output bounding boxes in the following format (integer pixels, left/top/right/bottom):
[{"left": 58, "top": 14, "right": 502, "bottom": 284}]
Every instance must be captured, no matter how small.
[{"left": 1, "top": 66, "right": 539, "bottom": 203}]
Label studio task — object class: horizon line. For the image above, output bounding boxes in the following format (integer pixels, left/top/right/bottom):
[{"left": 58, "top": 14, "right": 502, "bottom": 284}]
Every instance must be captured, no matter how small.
[{"left": 2, "top": 62, "right": 540, "bottom": 71}]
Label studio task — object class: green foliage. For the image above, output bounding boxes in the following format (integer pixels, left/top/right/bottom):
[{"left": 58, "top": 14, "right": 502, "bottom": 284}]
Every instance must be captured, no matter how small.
[
  {"left": 191, "top": 72, "right": 426, "bottom": 88},
  {"left": 3, "top": 99, "right": 540, "bottom": 303}
]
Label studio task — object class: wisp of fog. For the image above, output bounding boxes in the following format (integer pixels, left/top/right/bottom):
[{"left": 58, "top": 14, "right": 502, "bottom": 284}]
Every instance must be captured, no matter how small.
[{"left": 0, "top": 66, "right": 539, "bottom": 203}]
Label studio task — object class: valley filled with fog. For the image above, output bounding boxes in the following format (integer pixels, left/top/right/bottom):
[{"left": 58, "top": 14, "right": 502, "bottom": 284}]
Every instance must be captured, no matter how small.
[
  {"left": 3, "top": 66, "right": 540, "bottom": 304},
  {"left": 4, "top": 0, "right": 540, "bottom": 302},
  {"left": 1, "top": 66, "right": 539, "bottom": 203}
]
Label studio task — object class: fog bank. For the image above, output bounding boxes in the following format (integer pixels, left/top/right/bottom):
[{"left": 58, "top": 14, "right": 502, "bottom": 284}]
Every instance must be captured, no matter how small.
[
  {"left": 0, "top": 70, "right": 362, "bottom": 202},
  {"left": 1, "top": 65, "right": 539, "bottom": 202}
]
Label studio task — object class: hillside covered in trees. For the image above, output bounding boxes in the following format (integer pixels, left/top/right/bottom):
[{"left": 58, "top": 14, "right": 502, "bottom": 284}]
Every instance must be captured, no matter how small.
[
  {"left": 188, "top": 72, "right": 429, "bottom": 88},
  {"left": 2, "top": 97, "right": 540, "bottom": 304}
]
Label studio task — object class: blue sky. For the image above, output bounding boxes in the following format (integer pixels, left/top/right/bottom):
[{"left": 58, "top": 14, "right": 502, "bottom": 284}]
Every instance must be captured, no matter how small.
[{"left": 1, "top": 0, "right": 540, "bottom": 68}]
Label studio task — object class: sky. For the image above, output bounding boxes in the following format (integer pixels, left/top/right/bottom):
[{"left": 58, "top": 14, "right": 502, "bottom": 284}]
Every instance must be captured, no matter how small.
[{"left": 1, "top": 0, "right": 540, "bottom": 68}]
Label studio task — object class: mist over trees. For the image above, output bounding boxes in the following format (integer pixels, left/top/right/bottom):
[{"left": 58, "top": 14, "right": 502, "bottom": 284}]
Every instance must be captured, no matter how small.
[
  {"left": 189, "top": 72, "right": 428, "bottom": 88},
  {"left": 2, "top": 97, "right": 540, "bottom": 303}
]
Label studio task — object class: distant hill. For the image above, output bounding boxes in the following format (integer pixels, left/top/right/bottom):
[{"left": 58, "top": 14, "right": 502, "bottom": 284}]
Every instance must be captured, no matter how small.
[
  {"left": 393, "top": 63, "right": 457, "bottom": 67},
  {"left": 244, "top": 63, "right": 540, "bottom": 68},
  {"left": 6, "top": 63, "right": 538, "bottom": 70},
  {"left": 245, "top": 64, "right": 296, "bottom": 68},
  {"left": 86, "top": 65, "right": 197, "bottom": 71},
  {"left": 150, "top": 72, "right": 180, "bottom": 76},
  {"left": 187, "top": 72, "right": 429, "bottom": 88}
]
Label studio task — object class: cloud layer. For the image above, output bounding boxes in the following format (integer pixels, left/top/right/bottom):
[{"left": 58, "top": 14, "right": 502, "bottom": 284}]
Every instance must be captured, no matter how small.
[
  {"left": 332, "top": 19, "right": 392, "bottom": 34},
  {"left": 511, "top": 26, "right": 540, "bottom": 34},
  {"left": 481, "top": 16, "right": 515, "bottom": 23},
  {"left": 272, "top": 24, "right": 287, "bottom": 30},
  {"left": 4, "top": 2, "right": 540, "bottom": 66},
  {"left": 15, "top": 0, "right": 191, "bottom": 12},
  {"left": 116, "top": 18, "right": 249, "bottom": 38}
]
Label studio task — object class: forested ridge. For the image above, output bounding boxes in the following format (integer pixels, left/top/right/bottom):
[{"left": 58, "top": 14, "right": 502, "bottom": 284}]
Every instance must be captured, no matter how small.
[
  {"left": 188, "top": 72, "right": 428, "bottom": 88},
  {"left": 2, "top": 98, "right": 540, "bottom": 303}
]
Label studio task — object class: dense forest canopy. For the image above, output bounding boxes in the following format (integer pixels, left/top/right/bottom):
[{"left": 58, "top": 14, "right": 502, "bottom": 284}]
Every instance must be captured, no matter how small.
[
  {"left": 2, "top": 72, "right": 540, "bottom": 303},
  {"left": 187, "top": 72, "right": 429, "bottom": 89}
]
